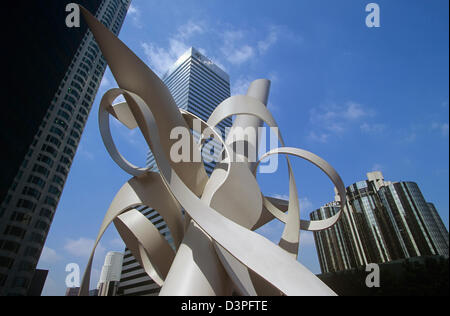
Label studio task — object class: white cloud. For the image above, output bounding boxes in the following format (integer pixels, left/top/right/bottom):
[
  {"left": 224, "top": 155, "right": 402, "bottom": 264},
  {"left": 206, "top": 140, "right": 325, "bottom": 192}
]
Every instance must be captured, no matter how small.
[
  {"left": 432, "top": 122, "right": 449, "bottom": 137},
  {"left": 258, "top": 26, "right": 279, "bottom": 54},
  {"left": 231, "top": 76, "right": 253, "bottom": 95},
  {"left": 141, "top": 21, "right": 207, "bottom": 77},
  {"left": 221, "top": 30, "right": 255, "bottom": 65},
  {"left": 128, "top": 4, "right": 138, "bottom": 15},
  {"left": 40, "top": 246, "right": 62, "bottom": 264},
  {"left": 343, "top": 102, "right": 372, "bottom": 120},
  {"left": 360, "top": 122, "right": 386, "bottom": 134},
  {"left": 226, "top": 45, "right": 255, "bottom": 65},
  {"left": 64, "top": 238, "right": 105, "bottom": 258},
  {"left": 141, "top": 40, "right": 188, "bottom": 77},
  {"left": 307, "top": 131, "right": 330, "bottom": 144},
  {"left": 178, "top": 20, "right": 205, "bottom": 40},
  {"left": 127, "top": 4, "right": 142, "bottom": 29},
  {"left": 308, "top": 101, "right": 377, "bottom": 142},
  {"left": 222, "top": 25, "right": 285, "bottom": 65}
]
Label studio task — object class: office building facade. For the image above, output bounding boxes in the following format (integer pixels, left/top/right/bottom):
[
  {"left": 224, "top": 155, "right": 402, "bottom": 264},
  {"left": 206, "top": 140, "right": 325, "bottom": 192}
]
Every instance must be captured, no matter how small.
[
  {"left": 0, "top": 0, "right": 131, "bottom": 296},
  {"left": 146, "top": 47, "right": 232, "bottom": 174},
  {"left": 117, "top": 47, "right": 232, "bottom": 296},
  {"left": 378, "top": 182, "right": 449, "bottom": 257},
  {"left": 97, "top": 251, "right": 124, "bottom": 296},
  {"left": 311, "top": 202, "right": 355, "bottom": 274},
  {"left": 312, "top": 171, "right": 449, "bottom": 274},
  {"left": 2, "top": 0, "right": 104, "bottom": 203}
]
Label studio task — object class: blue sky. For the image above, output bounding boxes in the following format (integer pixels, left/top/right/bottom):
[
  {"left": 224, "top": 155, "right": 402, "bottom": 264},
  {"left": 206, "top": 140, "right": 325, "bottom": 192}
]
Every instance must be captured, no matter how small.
[{"left": 38, "top": 0, "right": 449, "bottom": 295}]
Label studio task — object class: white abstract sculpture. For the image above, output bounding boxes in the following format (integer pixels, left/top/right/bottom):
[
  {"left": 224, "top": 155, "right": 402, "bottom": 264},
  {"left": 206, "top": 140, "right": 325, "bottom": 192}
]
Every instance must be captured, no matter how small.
[{"left": 78, "top": 6, "right": 347, "bottom": 296}]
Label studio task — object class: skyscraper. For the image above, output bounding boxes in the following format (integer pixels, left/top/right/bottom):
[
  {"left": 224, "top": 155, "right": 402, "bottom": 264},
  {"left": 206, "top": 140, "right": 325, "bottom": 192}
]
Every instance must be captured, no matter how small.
[
  {"left": 1, "top": 1, "right": 104, "bottom": 204},
  {"left": 427, "top": 203, "right": 450, "bottom": 256},
  {"left": 117, "top": 47, "right": 232, "bottom": 296},
  {"left": 312, "top": 171, "right": 449, "bottom": 274},
  {"left": 146, "top": 47, "right": 232, "bottom": 174},
  {"left": 311, "top": 202, "right": 358, "bottom": 274},
  {"left": 0, "top": 0, "right": 131, "bottom": 296},
  {"left": 97, "top": 251, "right": 124, "bottom": 296},
  {"left": 378, "top": 182, "right": 449, "bottom": 257}
]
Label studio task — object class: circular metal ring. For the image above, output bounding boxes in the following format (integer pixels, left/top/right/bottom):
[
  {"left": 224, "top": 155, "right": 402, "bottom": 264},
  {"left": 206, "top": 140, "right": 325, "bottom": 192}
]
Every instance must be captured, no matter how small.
[{"left": 98, "top": 88, "right": 149, "bottom": 177}]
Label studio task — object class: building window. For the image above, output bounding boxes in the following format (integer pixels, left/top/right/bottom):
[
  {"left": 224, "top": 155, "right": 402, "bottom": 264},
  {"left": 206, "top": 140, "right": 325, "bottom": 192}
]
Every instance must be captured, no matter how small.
[
  {"left": 0, "top": 256, "right": 15, "bottom": 269},
  {"left": 0, "top": 240, "right": 21, "bottom": 254},
  {"left": 12, "top": 277, "right": 29, "bottom": 288},
  {"left": 43, "top": 196, "right": 57, "bottom": 208},
  {"left": 48, "top": 186, "right": 61, "bottom": 198},
  {"left": 52, "top": 175, "right": 64, "bottom": 187},
  {"left": 37, "top": 154, "right": 54, "bottom": 168},
  {"left": 10, "top": 212, "right": 32, "bottom": 226},
  {"left": 39, "top": 209, "right": 53, "bottom": 220},
  {"left": 16, "top": 199, "right": 36, "bottom": 212},
  {"left": 50, "top": 126, "right": 65, "bottom": 138},
  {"left": 27, "top": 175, "right": 46, "bottom": 189},
  {"left": 22, "top": 187, "right": 41, "bottom": 200},
  {"left": 4, "top": 226, "right": 26, "bottom": 239},
  {"left": 34, "top": 221, "right": 50, "bottom": 234},
  {"left": 18, "top": 261, "right": 34, "bottom": 272}
]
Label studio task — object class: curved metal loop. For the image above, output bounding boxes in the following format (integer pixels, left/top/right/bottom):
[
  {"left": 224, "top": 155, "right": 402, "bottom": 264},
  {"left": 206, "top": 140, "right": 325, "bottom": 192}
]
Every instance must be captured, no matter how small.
[
  {"left": 78, "top": 172, "right": 183, "bottom": 296},
  {"left": 80, "top": 5, "right": 344, "bottom": 296},
  {"left": 205, "top": 94, "right": 346, "bottom": 233},
  {"left": 99, "top": 88, "right": 149, "bottom": 177},
  {"left": 116, "top": 89, "right": 335, "bottom": 296},
  {"left": 114, "top": 209, "right": 176, "bottom": 286},
  {"left": 255, "top": 147, "right": 347, "bottom": 232}
]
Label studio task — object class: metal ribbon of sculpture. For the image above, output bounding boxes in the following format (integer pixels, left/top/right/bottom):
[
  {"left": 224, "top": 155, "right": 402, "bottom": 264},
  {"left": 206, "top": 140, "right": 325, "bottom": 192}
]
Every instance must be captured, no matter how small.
[{"left": 78, "top": 6, "right": 347, "bottom": 296}]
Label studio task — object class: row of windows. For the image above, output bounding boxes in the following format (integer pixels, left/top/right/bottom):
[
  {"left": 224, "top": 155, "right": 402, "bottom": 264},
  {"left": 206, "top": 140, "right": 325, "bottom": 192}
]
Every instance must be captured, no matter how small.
[
  {"left": 0, "top": 240, "right": 21, "bottom": 254},
  {"left": 3, "top": 226, "right": 26, "bottom": 240}
]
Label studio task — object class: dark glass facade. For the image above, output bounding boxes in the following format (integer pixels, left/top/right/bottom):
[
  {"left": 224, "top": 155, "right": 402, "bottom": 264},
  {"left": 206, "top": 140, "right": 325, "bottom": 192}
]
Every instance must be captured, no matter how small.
[
  {"left": 0, "top": 0, "right": 130, "bottom": 296},
  {"left": 312, "top": 172, "right": 449, "bottom": 274},
  {"left": 1, "top": 0, "right": 102, "bottom": 203}
]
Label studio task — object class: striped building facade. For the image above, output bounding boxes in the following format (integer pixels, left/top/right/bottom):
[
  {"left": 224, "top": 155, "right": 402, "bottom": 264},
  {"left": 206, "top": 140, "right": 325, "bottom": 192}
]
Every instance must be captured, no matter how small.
[{"left": 312, "top": 171, "right": 449, "bottom": 274}]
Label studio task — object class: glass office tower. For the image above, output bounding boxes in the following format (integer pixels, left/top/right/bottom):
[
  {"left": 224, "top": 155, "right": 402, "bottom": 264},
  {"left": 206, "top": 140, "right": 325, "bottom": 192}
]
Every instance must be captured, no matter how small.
[
  {"left": 378, "top": 182, "right": 449, "bottom": 257},
  {"left": 117, "top": 47, "right": 232, "bottom": 296},
  {"left": 0, "top": 0, "right": 131, "bottom": 296},
  {"left": 311, "top": 202, "right": 355, "bottom": 274},
  {"left": 312, "top": 171, "right": 449, "bottom": 274}
]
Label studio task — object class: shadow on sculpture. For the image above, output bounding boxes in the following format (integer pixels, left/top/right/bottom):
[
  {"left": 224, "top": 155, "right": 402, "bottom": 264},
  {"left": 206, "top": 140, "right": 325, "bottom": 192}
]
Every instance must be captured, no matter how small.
[{"left": 77, "top": 5, "right": 347, "bottom": 296}]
